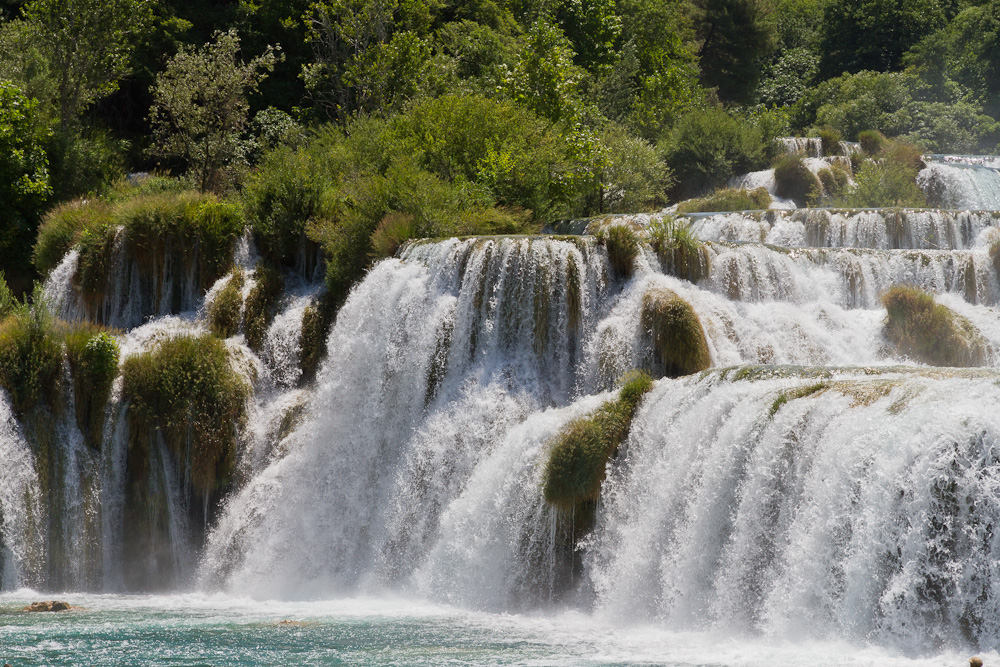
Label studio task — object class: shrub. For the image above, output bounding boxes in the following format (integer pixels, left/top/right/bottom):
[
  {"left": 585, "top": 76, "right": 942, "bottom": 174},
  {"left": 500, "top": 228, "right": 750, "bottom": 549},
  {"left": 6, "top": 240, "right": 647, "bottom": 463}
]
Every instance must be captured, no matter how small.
[
  {"left": 664, "top": 107, "right": 772, "bottom": 200},
  {"left": 206, "top": 269, "right": 245, "bottom": 338},
  {"left": 243, "top": 145, "right": 331, "bottom": 267},
  {"left": 596, "top": 123, "right": 672, "bottom": 213},
  {"left": 840, "top": 143, "right": 926, "bottom": 208},
  {"left": 641, "top": 287, "right": 712, "bottom": 377},
  {"left": 64, "top": 326, "right": 119, "bottom": 448},
  {"left": 817, "top": 127, "right": 843, "bottom": 156},
  {"left": 543, "top": 370, "right": 654, "bottom": 511},
  {"left": 647, "top": 217, "right": 710, "bottom": 283},
  {"left": 0, "top": 272, "right": 14, "bottom": 318},
  {"left": 121, "top": 334, "right": 249, "bottom": 494},
  {"left": 595, "top": 223, "right": 640, "bottom": 279},
  {"left": 816, "top": 166, "right": 851, "bottom": 203},
  {"left": 0, "top": 287, "right": 62, "bottom": 415},
  {"left": 858, "top": 129, "right": 887, "bottom": 156},
  {"left": 675, "top": 187, "right": 771, "bottom": 213},
  {"left": 244, "top": 264, "right": 284, "bottom": 351},
  {"left": 773, "top": 154, "right": 821, "bottom": 206},
  {"left": 882, "top": 286, "right": 986, "bottom": 367}
]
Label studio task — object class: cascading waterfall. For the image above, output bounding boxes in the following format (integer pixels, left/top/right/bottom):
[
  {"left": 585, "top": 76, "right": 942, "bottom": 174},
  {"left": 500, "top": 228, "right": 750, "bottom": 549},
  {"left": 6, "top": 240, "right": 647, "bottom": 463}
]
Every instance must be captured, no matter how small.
[{"left": 12, "top": 153, "right": 1000, "bottom": 655}]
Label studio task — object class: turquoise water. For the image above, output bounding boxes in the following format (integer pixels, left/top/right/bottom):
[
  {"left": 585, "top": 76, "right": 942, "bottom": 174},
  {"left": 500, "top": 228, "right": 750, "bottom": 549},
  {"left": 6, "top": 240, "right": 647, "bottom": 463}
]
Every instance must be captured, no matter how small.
[{"left": 0, "top": 592, "right": 980, "bottom": 667}]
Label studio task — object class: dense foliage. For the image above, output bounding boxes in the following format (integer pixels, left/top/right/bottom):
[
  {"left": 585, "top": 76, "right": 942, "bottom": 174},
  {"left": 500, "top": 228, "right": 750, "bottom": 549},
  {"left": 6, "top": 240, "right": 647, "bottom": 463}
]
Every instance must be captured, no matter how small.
[{"left": 0, "top": 0, "right": 999, "bottom": 302}]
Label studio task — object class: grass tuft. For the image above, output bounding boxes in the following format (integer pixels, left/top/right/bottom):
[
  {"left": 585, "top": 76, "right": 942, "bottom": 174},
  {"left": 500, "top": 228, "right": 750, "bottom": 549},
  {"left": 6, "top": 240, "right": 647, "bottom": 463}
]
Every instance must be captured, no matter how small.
[
  {"left": 647, "top": 217, "right": 710, "bottom": 283},
  {"left": 244, "top": 265, "right": 284, "bottom": 351},
  {"left": 64, "top": 326, "right": 120, "bottom": 448}
]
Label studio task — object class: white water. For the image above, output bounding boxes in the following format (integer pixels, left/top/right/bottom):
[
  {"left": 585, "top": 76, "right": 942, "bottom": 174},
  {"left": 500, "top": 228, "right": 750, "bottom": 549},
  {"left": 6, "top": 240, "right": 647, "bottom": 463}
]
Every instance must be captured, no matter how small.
[
  {"left": 0, "top": 392, "right": 42, "bottom": 590},
  {"left": 920, "top": 157, "right": 1000, "bottom": 210},
  {"left": 14, "top": 155, "right": 1000, "bottom": 657}
]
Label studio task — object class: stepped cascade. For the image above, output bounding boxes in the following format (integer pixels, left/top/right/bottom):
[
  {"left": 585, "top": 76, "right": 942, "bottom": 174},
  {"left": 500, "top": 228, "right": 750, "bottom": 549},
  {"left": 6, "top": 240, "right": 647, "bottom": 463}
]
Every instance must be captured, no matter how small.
[{"left": 7, "top": 152, "right": 1000, "bottom": 655}]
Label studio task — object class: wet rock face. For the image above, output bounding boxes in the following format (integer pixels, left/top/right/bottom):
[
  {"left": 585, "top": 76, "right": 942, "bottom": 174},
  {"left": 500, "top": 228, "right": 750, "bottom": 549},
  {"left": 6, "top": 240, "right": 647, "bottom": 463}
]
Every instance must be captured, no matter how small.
[{"left": 24, "top": 600, "right": 71, "bottom": 612}]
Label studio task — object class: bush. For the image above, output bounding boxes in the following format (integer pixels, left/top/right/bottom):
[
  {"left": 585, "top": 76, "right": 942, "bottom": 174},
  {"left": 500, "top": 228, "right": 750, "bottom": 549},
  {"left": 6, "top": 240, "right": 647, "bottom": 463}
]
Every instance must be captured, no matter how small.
[
  {"left": 773, "top": 154, "right": 820, "bottom": 206},
  {"left": 647, "top": 217, "right": 710, "bottom": 283},
  {"left": 858, "top": 129, "right": 887, "bottom": 156},
  {"left": 816, "top": 166, "right": 851, "bottom": 203},
  {"left": 817, "top": 127, "right": 843, "bottom": 156},
  {"left": 664, "top": 107, "right": 774, "bottom": 200},
  {"left": 64, "top": 326, "right": 119, "bottom": 448},
  {"left": 840, "top": 140, "right": 926, "bottom": 208},
  {"left": 595, "top": 223, "right": 640, "bottom": 279},
  {"left": 543, "top": 370, "right": 654, "bottom": 511},
  {"left": 676, "top": 187, "right": 771, "bottom": 213},
  {"left": 121, "top": 334, "right": 249, "bottom": 494},
  {"left": 641, "top": 287, "right": 712, "bottom": 377},
  {"left": 0, "top": 272, "right": 14, "bottom": 318},
  {"left": 595, "top": 123, "right": 672, "bottom": 213},
  {"left": 882, "top": 286, "right": 985, "bottom": 367},
  {"left": 206, "top": 269, "right": 245, "bottom": 338}
]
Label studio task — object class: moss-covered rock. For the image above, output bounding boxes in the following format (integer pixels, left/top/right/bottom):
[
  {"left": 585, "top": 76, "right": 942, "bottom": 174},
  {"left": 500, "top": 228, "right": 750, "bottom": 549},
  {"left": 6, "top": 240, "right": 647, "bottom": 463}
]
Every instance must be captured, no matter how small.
[
  {"left": 64, "top": 326, "right": 119, "bottom": 449},
  {"left": 121, "top": 334, "right": 250, "bottom": 495},
  {"left": 543, "top": 371, "right": 654, "bottom": 512},
  {"left": 641, "top": 288, "right": 712, "bottom": 378},
  {"left": 206, "top": 269, "right": 245, "bottom": 339},
  {"left": 882, "top": 286, "right": 987, "bottom": 367},
  {"left": 244, "top": 264, "right": 284, "bottom": 351},
  {"left": 299, "top": 302, "right": 330, "bottom": 385}
]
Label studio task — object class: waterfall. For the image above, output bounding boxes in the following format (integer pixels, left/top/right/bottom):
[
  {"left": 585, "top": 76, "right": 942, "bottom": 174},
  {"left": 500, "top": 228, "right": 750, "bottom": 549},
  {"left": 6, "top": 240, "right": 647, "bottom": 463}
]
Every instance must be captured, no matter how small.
[
  {"left": 919, "top": 157, "right": 1000, "bottom": 210},
  {"left": 589, "top": 368, "right": 1000, "bottom": 652},
  {"left": 0, "top": 391, "right": 43, "bottom": 590}
]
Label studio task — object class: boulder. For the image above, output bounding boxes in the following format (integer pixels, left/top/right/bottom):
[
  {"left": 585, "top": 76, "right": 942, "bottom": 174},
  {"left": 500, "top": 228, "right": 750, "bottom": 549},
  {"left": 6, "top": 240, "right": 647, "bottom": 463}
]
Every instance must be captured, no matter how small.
[{"left": 24, "top": 600, "right": 72, "bottom": 612}]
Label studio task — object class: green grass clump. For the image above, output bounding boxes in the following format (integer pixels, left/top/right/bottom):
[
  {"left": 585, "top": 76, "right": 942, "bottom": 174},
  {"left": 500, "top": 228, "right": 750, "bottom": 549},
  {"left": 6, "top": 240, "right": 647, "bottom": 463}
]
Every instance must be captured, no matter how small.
[
  {"left": 647, "top": 217, "right": 710, "bottom": 283},
  {"left": 675, "top": 187, "right": 771, "bottom": 213},
  {"left": 64, "top": 326, "right": 120, "bottom": 448},
  {"left": 816, "top": 166, "right": 852, "bottom": 202},
  {"left": 244, "top": 265, "right": 284, "bottom": 351},
  {"left": 33, "top": 200, "right": 114, "bottom": 276},
  {"left": 121, "top": 334, "right": 250, "bottom": 494},
  {"left": 34, "top": 188, "right": 245, "bottom": 310},
  {"left": 882, "top": 286, "right": 986, "bottom": 367},
  {"left": 0, "top": 272, "right": 14, "bottom": 318},
  {"left": 641, "top": 288, "right": 712, "bottom": 378},
  {"left": 206, "top": 269, "right": 245, "bottom": 338},
  {"left": 595, "top": 224, "right": 640, "bottom": 279},
  {"left": 0, "top": 288, "right": 63, "bottom": 415},
  {"left": 773, "top": 154, "right": 821, "bottom": 206},
  {"left": 543, "top": 371, "right": 654, "bottom": 511},
  {"left": 370, "top": 212, "right": 418, "bottom": 260}
]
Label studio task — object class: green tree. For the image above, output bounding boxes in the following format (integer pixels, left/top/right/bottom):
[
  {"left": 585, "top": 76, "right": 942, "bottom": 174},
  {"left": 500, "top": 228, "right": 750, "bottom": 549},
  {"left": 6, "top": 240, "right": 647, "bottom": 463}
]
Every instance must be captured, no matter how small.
[
  {"left": 818, "top": 0, "right": 948, "bottom": 79},
  {"left": 505, "top": 18, "right": 585, "bottom": 124},
  {"left": 149, "top": 30, "right": 280, "bottom": 192},
  {"left": 555, "top": 0, "right": 621, "bottom": 73},
  {"left": 302, "top": 0, "right": 441, "bottom": 123},
  {"left": 694, "top": 0, "right": 775, "bottom": 103},
  {"left": 0, "top": 81, "right": 50, "bottom": 294},
  {"left": 15, "top": 0, "right": 153, "bottom": 131}
]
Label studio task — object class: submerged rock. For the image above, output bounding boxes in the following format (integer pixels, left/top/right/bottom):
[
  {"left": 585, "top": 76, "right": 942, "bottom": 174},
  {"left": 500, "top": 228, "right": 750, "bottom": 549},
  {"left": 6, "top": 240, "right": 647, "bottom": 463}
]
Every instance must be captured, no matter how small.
[{"left": 24, "top": 600, "right": 72, "bottom": 612}]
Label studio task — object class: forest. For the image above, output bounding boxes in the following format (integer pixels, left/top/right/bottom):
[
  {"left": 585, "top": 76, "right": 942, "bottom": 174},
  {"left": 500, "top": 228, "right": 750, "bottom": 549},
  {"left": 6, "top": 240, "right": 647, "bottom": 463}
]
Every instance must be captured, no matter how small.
[{"left": 1, "top": 0, "right": 999, "bottom": 301}]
